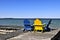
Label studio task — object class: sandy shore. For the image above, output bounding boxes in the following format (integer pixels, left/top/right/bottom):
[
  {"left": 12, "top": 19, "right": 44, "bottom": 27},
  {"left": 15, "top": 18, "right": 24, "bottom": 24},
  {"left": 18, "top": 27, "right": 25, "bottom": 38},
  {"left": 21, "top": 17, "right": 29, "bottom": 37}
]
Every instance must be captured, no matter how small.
[
  {"left": 0, "top": 29, "right": 16, "bottom": 34},
  {"left": 7, "top": 28, "right": 60, "bottom": 40},
  {"left": 0, "top": 29, "right": 23, "bottom": 40}
]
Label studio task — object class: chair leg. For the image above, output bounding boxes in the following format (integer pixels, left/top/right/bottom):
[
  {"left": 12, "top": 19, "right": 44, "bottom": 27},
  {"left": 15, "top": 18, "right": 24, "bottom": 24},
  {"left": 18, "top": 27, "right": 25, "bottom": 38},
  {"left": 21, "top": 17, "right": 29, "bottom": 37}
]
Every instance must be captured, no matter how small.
[
  {"left": 23, "top": 29, "right": 25, "bottom": 32},
  {"left": 34, "top": 29, "right": 36, "bottom": 32},
  {"left": 41, "top": 30, "right": 44, "bottom": 33}
]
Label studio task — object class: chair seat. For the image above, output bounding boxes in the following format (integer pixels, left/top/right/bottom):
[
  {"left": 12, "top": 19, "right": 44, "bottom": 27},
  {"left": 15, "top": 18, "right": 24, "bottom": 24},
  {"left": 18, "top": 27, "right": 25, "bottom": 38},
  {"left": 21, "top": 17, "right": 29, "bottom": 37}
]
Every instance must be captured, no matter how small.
[{"left": 34, "top": 25, "right": 44, "bottom": 31}]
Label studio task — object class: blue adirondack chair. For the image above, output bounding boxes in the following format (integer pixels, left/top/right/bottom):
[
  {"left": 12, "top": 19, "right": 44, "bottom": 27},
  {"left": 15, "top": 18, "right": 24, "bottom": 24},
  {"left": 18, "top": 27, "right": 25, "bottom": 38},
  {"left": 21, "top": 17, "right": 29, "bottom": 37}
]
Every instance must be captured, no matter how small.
[
  {"left": 23, "top": 19, "right": 32, "bottom": 31},
  {"left": 44, "top": 19, "right": 52, "bottom": 31}
]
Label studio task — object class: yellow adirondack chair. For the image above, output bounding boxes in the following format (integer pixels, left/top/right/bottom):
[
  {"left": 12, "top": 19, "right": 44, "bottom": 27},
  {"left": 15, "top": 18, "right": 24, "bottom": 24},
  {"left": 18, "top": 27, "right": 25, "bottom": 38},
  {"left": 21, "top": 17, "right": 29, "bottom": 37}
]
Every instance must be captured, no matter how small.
[{"left": 33, "top": 18, "right": 44, "bottom": 32}]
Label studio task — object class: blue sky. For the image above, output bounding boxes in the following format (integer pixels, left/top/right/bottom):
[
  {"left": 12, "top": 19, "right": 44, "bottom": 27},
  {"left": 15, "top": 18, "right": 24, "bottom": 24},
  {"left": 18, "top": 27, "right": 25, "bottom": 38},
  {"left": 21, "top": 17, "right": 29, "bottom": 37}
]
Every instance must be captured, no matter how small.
[{"left": 0, "top": 0, "right": 60, "bottom": 18}]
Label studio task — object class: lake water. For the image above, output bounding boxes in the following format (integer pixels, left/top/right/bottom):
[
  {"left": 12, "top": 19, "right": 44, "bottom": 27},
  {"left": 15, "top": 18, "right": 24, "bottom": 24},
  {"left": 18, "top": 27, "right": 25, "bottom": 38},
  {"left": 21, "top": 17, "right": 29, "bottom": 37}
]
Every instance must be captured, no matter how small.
[{"left": 0, "top": 18, "right": 60, "bottom": 28}]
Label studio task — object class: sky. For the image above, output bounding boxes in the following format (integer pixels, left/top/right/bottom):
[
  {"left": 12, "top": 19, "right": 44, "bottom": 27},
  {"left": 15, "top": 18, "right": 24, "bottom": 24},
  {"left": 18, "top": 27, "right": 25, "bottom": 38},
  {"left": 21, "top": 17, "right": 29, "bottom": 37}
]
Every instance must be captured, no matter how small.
[{"left": 0, "top": 0, "right": 60, "bottom": 18}]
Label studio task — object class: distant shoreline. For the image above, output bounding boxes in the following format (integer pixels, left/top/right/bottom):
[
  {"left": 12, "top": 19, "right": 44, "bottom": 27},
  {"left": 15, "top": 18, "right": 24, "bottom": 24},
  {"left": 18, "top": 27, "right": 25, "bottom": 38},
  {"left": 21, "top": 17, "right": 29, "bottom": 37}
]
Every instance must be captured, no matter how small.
[{"left": 0, "top": 18, "right": 60, "bottom": 20}]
